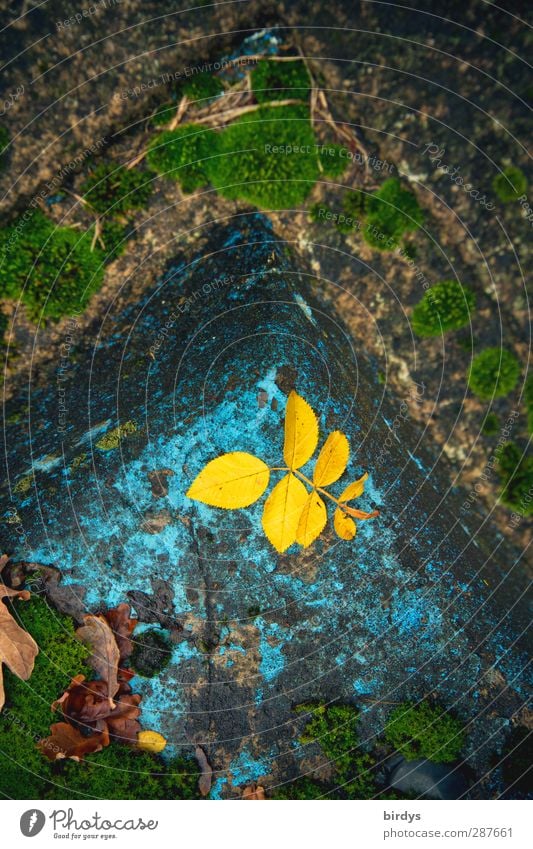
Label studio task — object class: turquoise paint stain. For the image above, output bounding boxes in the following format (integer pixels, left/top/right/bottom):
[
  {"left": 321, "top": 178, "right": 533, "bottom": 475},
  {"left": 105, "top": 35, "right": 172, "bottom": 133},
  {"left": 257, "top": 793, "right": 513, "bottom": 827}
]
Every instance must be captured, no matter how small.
[
  {"left": 229, "top": 749, "right": 270, "bottom": 786},
  {"left": 257, "top": 618, "right": 286, "bottom": 683}
]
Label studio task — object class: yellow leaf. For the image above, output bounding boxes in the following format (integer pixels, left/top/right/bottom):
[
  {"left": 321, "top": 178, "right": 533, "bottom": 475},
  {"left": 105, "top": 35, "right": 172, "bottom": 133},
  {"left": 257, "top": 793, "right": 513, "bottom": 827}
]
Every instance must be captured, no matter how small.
[
  {"left": 262, "top": 473, "right": 308, "bottom": 552},
  {"left": 313, "top": 431, "right": 349, "bottom": 486},
  {"left": 283, "top": 390, "right": 319, "bottom": 470},
  {"left": 334, "top": 508, "right": 356, "bottom": 540},
  {"left": 339, "top": 472, "right": 368, "bottom": 503},
  {"left": 137, "top": 730, "right": 167, "bottom": 753},
  {"left": 296, "top": 491, "right": 327, "bottom": 547},
  {"left": 186, "top": 452, "right": 269, "bottom": 509}
]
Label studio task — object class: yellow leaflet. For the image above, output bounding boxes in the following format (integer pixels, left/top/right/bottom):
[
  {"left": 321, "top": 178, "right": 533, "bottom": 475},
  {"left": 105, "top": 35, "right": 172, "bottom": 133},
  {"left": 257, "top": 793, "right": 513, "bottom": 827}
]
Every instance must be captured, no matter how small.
[
  {"left": 283, "top": 390, "right": 319, "bottom": 470},
  {"left": 137, "top": 730, "right": 167, "bottom": 753},
  {"left": 339, "top": 471, "right": 368, "bottom": 503},
  {"left": 313, "top": 431, "right": 349, "bottom": 487},
  {"left": 296, "top": 491, "right": 327, "bottom": 548},
  {"left": 186, "top": 452, "right": 270, "bottom": 509},
  {"left": 262, "top": 473, "right": 308, "bottom": 553},
  {"left": 334, "top": 508, "right": 356, "bottom": 540}
]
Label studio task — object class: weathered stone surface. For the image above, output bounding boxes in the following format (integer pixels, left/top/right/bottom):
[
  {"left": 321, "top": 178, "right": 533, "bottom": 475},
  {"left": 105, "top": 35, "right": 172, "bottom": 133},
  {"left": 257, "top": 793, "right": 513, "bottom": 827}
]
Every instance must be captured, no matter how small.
[
  {"left": 1, "top": 215, "right": 529, "bottom": 796},
  {"left": 387, "top": 756, "right": 470, "bottom": 800}
]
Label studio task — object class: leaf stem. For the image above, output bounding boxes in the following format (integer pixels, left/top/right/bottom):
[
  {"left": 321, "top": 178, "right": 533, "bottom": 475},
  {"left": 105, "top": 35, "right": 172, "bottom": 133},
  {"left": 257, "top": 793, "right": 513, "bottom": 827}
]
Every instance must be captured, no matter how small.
[{"left": 292, "top": 469, "right": 379, "bottom": 520}]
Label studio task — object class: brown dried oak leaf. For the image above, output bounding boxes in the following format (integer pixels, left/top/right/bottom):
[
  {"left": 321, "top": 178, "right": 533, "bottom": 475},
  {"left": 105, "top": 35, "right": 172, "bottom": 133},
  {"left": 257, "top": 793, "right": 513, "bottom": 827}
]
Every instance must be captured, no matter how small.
[{"left": 0, "top": 560, "right": 39, "bottom": 712}]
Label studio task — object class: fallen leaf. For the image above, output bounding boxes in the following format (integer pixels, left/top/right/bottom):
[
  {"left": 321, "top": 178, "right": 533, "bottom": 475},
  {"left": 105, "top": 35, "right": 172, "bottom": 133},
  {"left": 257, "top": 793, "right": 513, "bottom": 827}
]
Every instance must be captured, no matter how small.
[
  {"left": 296, "top": 491, "right": 327, "bottom": 548},
  {"left": 104, "top": 603, "right": 138, "bottom": 664},
  {"left": 195, "top": 745, "right": 212, "bottom": 797},
  {"left": 262, "top": 473, "right": 308, "bottom": 553},
  {"left": 333, "top": 508, "right": 356, "bottom": 540},
  {"left": 137, "top": 729, "right": 167, "bottom": 753},
  {"left": 283, "top": 390, "right": 319, "bottom": 470},
  {"left": 38, "top": 722, "right": 109, "bottom": 761},
  {"left": 313, "top": 431, "right": 349, "bottom": 486},
  {"left": 242, "top": 783, "right": 266, "bottom": 799},
  {"left": 76, "top": 615, "right": 120, "bottom": 699},
  {"left": 187, "top": 452, "right": 270, "bottom": 508},
  {"left": 0, "top": 581, "right": 39, "bottom": 712}
]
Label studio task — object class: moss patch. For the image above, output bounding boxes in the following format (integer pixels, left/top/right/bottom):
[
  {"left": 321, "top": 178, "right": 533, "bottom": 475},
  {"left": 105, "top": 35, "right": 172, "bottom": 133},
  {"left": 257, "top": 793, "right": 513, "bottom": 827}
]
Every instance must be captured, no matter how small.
[
  {"left": 0, "top": 595, "right": 200, "bottom": 800},
  {"left": 384, "top": 700, "right": 465, "bottom": 763},
  {"left": 251, "top": 59, "right": 310, "bottom": 103},
  {"left": 81, "top": 162, "right": 154, "bottom": 216},
  {"left": 294, "top": 702, "right": 376, "bottom": 798},
  {"left": 0, "top": 210, "right": 104, "bottom": 321},
  {"left": 496, "top": 442, "right": 533, "bottom": 516},
  {"left": 363, "top": 178, "right": 424, "bottom": 250},
  {"left": 412, "top": 280, "right": 476, "bottom": 337},
  {"left": 147, "top": 125, "right": 216, "bottom": 193},
  {"left": 468, "top": 348, "right": 521, "bottom": 400},
  {"left": 492, "top": 166, "right": 527, "bottom": 203}
]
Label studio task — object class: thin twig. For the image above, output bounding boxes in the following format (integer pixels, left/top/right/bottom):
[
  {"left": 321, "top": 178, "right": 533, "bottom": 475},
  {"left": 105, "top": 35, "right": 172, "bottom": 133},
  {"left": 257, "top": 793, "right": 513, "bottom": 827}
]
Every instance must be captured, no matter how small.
[{"left": 167, "top": 94, "right": 189, "bottom": 131}]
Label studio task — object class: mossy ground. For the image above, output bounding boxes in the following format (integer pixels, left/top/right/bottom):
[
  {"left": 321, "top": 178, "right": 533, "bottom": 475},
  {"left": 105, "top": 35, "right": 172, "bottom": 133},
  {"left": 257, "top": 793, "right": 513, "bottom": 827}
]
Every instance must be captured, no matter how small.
[
  {"left": 492, "top": 166, "right": 527, "bottom": 203},
  {"left": 0, "top": 210, "right": 104, "bottom": 322},
  {"left": 384, "top": 701, "right": 465, "bottom": 763},
  {"left": 412, "top": 280, "right": 476, "bottom": 337},
  {"left": 0, "top": 595, "right": 199, "bottom": 800},
  {"left": 363, "top": 178, "right": 424, "bottom": 250},
  {"left": 496, "top": 442, "right": 533, "bottom": 516},
  {"left": 468, "top": 348, "right": 521, "bottom": 400},
  {"left": 251, "top": 59, "right": 311, "bottom": 103}
]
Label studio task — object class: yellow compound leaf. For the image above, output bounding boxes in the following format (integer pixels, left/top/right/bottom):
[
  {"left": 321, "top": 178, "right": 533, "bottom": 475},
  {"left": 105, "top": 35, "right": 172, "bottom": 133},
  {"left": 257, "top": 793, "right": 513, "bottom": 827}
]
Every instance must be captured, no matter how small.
[
  {"left": 283, "top": 390, "right": 319, "bottom": 470},
  {"left": 186, "top": 452, "right": 270, "bottom": 509},
  {"left": 262, "top": 473, "right": 308, "bottom": 553},
  {"left": 137, "top": 730, "right": 167, "bottom": 753},
  {"left": 334, "top": 508, "right": 356, "bottom": 540},
  {"left": 339, "top": 471, "right": 369, "bottom": 504},
  {"left": 313, "top": 431, "right": 349, "bottom": 487},
  {"left": 296, "top": 491, "right": 327, "bottom": 548}
]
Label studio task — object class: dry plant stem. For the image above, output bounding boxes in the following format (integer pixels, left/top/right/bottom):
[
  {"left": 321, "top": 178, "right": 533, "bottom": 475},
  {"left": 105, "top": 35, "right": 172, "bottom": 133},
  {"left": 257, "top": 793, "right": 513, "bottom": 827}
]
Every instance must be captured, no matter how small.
[
  {"left": 167, "top": 94, "right": 190, "bottom": 131},
  {"left": 270, "top": 466, "right": 379, "bottom": 519},
  {"left": 190, "top": 98, "right": 307, "bottom": 127}
]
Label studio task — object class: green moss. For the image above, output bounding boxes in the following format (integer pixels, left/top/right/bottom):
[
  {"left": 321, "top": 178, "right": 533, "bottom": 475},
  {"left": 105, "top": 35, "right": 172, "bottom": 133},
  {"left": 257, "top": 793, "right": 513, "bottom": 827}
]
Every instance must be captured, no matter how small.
[
  {"left": 150, "top": 101, "right": 176, "bottom": 127},
  {"left": 0, "top": 124, "right": 9, "bottom": 170},
  {"left": 50, "top": 747, "right": 200, "bottom": 800},
  {"left": 131, "top": 628, "right": 172, "bottom": 677},
  {"left": 317, "top": 143, "right": 348, "bottom": 178},
  {"left": 492, "top": 166, "right": 527, "bottom": 203},
  {"left": 0, "top": 210, "right": 104, "bottom": 321},
  {"left": 95, "top": 419, "right": 137, "bottom": 451},
  {"left": 524, "top": 373, "right": 533, "bottom": 434},
  {"left": 468, "top": 348, "right": 521, "bottom": 400},
  {"left": 181, "top": 72, "right": 223, "bottom": 102},
  {"left": 295, "top": 702, "right": 376, "bottom": 798},
  {"left": 204, "top": 105, "right": 319, "bottom": 209},
  {"left": 147, "top": 124, "right": 215, "bottom": 193},
  {"left": 363, "top": 178, "right": 424, "bottom": 250},
  {"left": 412, "top": 280, "right": 476, "bottom": 337},
  {"left": 384, "top": 701, "right": 465, "bottom": 763},
  {"left": 481, "top": 412, "right": 500, "bottom": 436},
  {"left": 270, "top": 776, "right": 328, "bottom": 799},
  {"left": 98, "top": 217, "right": 131, "bottom": 261},
  {"left": 0, "top": 596, "right": 200, "bottom": 800},
  {"left": 251, "top": 59, "right": 310, "bottom": 103},
  {"left": 0, "top": 595, "right": 92, "bottom": 799},
  {"left": 496, "top": 442, "right": 533, "bottom": 516},
  {"left": 81, "top": 162, "right": 154, "bottom": 216},
  {"left": 343, "top": 188, "right": 368, "bottom": 219},
  {"left": 309, "top": 202, "right": 330, "bottom": 223}
]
